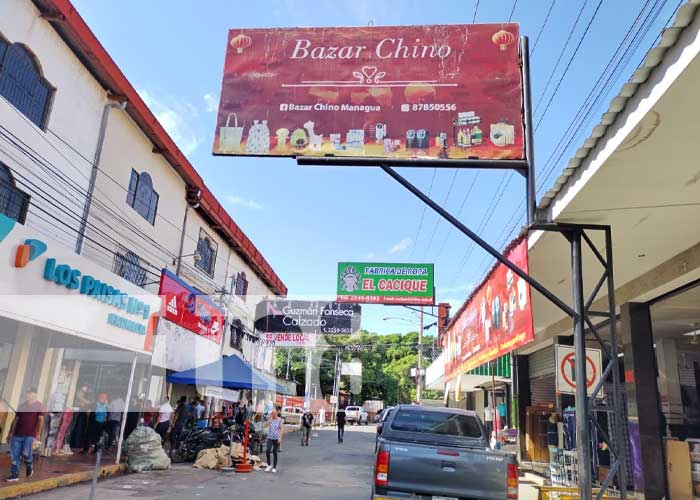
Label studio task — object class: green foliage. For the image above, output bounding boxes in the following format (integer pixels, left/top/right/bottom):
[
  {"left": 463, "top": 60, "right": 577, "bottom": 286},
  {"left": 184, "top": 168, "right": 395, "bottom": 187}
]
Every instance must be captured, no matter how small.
[{"left": 273, "top": 330, "right": 438, "bottom": 407}]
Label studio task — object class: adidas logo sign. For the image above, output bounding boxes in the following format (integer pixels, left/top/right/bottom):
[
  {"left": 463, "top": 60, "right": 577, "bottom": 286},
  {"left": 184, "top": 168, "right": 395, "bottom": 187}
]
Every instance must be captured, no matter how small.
[{"left": 167, "top": 296, "right": 178, "bottom": 315}]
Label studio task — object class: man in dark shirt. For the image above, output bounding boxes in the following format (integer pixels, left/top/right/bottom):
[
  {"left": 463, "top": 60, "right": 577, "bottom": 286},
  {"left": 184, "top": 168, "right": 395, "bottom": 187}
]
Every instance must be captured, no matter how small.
[
  {"left": 301, "top": 409, "right": 314, "bottom": 446},
  {"left": 336, "top": 408, "right": 346, "bottom": 444},
  {"left": 169, "top": 396, "right": 192, "bottom": 456},
  {"left": 6, "top": 388, "right": 45, "bottom": 482}
]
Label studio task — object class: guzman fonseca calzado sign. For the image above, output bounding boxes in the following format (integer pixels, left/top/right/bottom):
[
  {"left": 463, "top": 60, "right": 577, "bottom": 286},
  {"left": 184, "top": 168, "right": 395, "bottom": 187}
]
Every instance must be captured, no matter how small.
[
  {"left": 254, "top": 300, "right": 361, "bottom": 335},
  {"left": 337, "top": 262, "right": 435, "bottom": 305}
]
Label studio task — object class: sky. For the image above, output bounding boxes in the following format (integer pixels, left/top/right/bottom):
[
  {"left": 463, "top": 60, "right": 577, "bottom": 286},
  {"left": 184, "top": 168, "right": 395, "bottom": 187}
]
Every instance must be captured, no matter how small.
[{"left": 70, "top": 0, "right": 681, "bottom": 334}]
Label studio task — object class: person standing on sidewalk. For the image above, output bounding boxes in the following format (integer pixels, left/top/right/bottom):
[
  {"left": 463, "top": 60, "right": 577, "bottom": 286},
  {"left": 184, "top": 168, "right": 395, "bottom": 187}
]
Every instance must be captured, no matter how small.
[
  {"left": 301, "top": 408, "right": 314, "bottom": 446},
  {"left": 336, "top": 407, "right": 346, "bottom": 444},
  {"left": 6, "top": 388, "right": 45, "bottom": 482},
  {"left": 264, "top": 409, "right": 283, "bottom": 473},
  {"left": 483, "top": 403, "right": 495, "bottom": 440},
  {"left": 106, "top": 395, "right": 124, "bottom": 449},
  {"left": 155, "top": 397, "right": 173, "bottom": 444}
]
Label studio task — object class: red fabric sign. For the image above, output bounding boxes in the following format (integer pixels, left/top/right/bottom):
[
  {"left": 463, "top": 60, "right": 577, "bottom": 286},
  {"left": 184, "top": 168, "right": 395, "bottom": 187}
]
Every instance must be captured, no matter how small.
[
  {"left": 214, "top": 24, "right": 523, "bottom": 161},
  {"left": 158, "top": 270, "right": 224, "bottom": 344},
  {"left": 444, "top": 238, "right": 534, "bottom": 381}
]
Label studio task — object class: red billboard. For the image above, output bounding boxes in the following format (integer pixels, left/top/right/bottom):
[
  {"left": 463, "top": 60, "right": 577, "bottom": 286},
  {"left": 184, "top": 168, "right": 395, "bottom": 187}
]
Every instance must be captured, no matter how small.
[
  {"left": 214, "top": 24, "right": 523, "bottom": 160},
  {"left": 444, "top": 238, "right": 534, "bottom": 382},
  {"left": 158, "top": 269, "right": 225, "bottom": 344}
]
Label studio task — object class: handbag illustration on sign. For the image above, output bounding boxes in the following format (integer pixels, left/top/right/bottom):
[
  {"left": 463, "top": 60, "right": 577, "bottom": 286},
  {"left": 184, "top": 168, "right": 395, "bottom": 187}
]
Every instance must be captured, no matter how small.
[
  {"left": 246, "top": 119, "right": 271, "bottom": 154},
  {"left": 218, "top": 113, "right": 244, "bottom": 152}
]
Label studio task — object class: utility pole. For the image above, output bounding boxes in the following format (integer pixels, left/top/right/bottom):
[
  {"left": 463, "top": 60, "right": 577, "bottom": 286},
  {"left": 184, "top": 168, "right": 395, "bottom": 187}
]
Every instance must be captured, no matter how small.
[
  {"left": 331, "top": 351, "right": 340, "bottom": 423},
  {"left": 285, "top": 349, "right": 291, "bottom": 380},
  {"left": 417, "top": 306, "right": 424, "bottom": 403}
]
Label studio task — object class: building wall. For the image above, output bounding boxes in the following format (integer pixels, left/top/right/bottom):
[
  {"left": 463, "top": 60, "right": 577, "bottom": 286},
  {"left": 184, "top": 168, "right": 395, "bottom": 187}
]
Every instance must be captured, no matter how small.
[
  {"left": 82, "top": 107, "right": 188, "bottom": 294},
  {"left": 0, "top": 0, "right": 105, "bottom": 248}
]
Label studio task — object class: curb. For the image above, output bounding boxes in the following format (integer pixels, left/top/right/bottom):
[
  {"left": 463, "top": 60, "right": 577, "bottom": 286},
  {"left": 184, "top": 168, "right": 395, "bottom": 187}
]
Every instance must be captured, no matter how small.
[{"left": 0, "top": 464, "right": 126, "bottom": 499}]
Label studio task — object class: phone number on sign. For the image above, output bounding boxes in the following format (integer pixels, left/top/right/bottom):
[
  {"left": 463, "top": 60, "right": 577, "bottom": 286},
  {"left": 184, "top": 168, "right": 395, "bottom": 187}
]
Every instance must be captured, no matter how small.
[{"left": 404, "top": 103, "right": 458, "bottom": 112}]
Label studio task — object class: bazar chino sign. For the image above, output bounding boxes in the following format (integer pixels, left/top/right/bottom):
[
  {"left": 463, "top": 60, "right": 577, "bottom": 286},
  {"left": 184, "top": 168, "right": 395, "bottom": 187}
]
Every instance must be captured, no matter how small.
[
  {"left": 337, "top": 262, "right": 435, "bottom": 305},
  {"left": 213, "top": 24, "right": 523, "bottom": 161},
  {"left": 444, "top": 238, "right": 534, "bottom": 382},
  {"left": 158, "top": 269, "right": 225, "bottom": 344},
  {"left": 254, "top": 300, "right": 361, "bottom": 335}
]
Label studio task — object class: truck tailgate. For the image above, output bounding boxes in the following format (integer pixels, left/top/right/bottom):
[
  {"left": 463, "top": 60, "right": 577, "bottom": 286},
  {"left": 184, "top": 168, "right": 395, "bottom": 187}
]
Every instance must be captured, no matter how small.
[{"left": 387, "top": 440, "right": 511, "bottom": 499}]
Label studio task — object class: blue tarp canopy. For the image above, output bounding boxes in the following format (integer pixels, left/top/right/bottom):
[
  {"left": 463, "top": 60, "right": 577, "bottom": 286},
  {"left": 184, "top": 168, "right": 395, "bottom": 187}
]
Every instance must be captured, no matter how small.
[{"left": 167, "top": 354, "right": 275, "bottom": 391}]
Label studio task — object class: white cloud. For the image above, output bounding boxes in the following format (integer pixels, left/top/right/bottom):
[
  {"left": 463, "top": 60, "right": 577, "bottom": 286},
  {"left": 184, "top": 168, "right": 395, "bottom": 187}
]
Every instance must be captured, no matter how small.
[
  {"left": 227, "top": 195, "right": 263, "bottom": 210},
  {"left": 389, "top": 237, "right": 413, "bottom": 254},
  {"left": 203, "top": 93, "right": 219, "bottom": 113},
  {"left": 438, "top": 283, "right": 474, "bottom": 295},
  {"left": 362, "top": 252, "right": 376, "bottom": 260},
  {"left": 138, "top": 88, "right": 202, "bottom": 156}
]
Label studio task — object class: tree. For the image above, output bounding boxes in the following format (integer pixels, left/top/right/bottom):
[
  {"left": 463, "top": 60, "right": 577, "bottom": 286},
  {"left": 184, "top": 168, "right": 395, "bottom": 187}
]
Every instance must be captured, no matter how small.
[{"left": 273, "top": 330, "right": 439, "bottom": 406}]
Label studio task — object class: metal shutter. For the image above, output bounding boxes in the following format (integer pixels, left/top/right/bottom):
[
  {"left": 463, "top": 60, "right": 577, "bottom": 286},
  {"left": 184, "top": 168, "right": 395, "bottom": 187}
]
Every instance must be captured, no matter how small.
[
  {"left": 530, "top": 374, "right": 556, "bottom": 406},
  {"left": 529, "top": 346, "right": 555, "bottom": 378}
]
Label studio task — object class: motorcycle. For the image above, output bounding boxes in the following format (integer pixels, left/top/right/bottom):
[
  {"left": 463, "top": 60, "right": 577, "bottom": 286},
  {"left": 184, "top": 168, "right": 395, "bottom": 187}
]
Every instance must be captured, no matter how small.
[{"left": 171, "top": 419, "right": 235, "bottom": 463}]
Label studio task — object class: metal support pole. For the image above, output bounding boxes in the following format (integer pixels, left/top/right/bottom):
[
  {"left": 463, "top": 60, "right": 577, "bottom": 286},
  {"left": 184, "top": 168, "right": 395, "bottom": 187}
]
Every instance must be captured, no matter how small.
[
  {"left": 417, "top": 307, "right": 423, "bottom": 403},
  {"left": 380, "top": 165, "right": 574, "bottom": 318},
  {"left": 605, "top": 228, "right": 627, "bottom": 499},
  {"left": 175, "top": 205, "right": 189, "bottom": 276},
  {"left": 286, "top": 349, "right": 291, "bottom": 380},
  {"left": 520, "top": 36, "right": 536, "bottom": 226},
  {"left": 116, "top": 354, "right": 138, "bottom": 464},
  {"left": 571, "top": 231, "right": 592, "bottom": 499}
]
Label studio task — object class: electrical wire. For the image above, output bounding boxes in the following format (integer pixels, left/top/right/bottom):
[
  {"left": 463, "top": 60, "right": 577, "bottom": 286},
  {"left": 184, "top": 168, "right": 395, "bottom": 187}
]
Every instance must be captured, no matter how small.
[
  {"left": 422, "top": 169, "right": 459, "bottom": 258},
  {"left": 433, "top": 171, "right": 480, "bottom": 261},
  {"left": 410, "top": 168, "right": 436, "bottom": 257},
  {"left": 508, "top": 0, "right": 519, "bottom": 22},
  {"left": 472, "top": 0, "right": 480, "bottom": 23},
  {"left": 531, "top": 0, "right": 558, "bottom": 55}
]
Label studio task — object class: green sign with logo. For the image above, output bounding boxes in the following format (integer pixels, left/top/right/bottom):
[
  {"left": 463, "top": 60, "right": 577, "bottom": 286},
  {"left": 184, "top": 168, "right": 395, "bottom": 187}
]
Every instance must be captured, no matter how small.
[{"left": 337, "top": 262, "right": 435, "bottom": 305}]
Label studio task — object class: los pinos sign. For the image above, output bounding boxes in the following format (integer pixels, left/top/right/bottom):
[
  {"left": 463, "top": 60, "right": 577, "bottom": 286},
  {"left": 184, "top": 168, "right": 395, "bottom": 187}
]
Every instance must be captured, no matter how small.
[{"left": 337, "top": 262, "right": 435, "bottom": 305}]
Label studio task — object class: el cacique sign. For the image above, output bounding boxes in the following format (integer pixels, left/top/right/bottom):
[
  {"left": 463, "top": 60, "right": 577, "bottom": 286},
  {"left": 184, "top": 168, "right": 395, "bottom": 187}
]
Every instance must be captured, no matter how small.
[
  {"left": 337, "top": 262, "right": 435, "bottom": 306},
  {"left": 214, "top": 24, "right": 523, "bottom": 161}
]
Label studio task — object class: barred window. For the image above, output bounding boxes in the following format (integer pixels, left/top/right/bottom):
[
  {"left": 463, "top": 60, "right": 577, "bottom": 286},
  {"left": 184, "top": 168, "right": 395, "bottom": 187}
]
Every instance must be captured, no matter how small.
[
  {"left": 126, "top": 170, "right": 158, "bottom": 224},
  {"left": 113, "top": 247, "right": 147, "bottom": 287},
  {"left": 0, "top": 40, "right": 53, "bottom": 129},
  {"left": 0, "top": 162, "right": 29, "bottom": 223},
  {"left": 234, "top": 271, "right": 249, "bottom": 301},
  {"left": 195, "top": 228, "right": 217, "bottom": 277}
]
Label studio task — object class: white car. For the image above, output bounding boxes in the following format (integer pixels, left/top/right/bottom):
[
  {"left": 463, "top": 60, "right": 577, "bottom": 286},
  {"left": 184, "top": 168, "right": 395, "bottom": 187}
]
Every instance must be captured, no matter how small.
[
  {"left": 344, "top": 405, "right": 368, "bottom": 425},
  {"left": 280, "top": 405, "right": 304, "bottom": 425}
]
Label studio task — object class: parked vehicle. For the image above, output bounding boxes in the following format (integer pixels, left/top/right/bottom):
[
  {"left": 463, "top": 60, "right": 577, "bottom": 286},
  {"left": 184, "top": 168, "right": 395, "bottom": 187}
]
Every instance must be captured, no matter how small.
[
  {"left": 171, "top": 419, "right": 234, "bottom": 463},
  {"left": 280, "top": 405, "right": 304, "bottom": 425},
  {"left": 345, "top": 405, "right": 368, "bottom": 425},
  {"left": 375, "top": 406, "right": 395, "bottom": 451},
  {"left": 373, "top": 405, "right": 519, "bottom": 500}
]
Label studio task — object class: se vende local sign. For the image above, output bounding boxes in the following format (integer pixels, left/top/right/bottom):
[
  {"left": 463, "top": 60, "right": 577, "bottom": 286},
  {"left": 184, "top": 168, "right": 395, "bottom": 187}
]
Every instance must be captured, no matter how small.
[
  {"left": 337, "top": 262, "right": 435, "bottom": 305},
  {"left": 214, "top": 24, "right": 523, "bottom": 161}
]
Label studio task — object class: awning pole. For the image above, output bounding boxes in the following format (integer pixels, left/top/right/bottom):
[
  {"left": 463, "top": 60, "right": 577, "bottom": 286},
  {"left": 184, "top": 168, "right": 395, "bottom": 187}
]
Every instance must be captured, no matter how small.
[{"left": 116, "top": 354, "right": 138, "bottom": 464}]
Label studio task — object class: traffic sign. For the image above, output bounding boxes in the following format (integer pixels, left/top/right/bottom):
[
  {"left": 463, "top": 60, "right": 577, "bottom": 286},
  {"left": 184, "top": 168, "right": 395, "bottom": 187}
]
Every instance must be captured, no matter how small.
[{"left": 555, "top": 344, "right": 603, "bottom": 398}]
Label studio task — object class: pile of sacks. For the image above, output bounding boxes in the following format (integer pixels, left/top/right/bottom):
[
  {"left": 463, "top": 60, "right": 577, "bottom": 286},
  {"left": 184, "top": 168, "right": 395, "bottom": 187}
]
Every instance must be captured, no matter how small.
[
  {"left": 193, "top": 442, "right": 264, "bottom": 470},
  {"left": 123, "top": 426, "right": 171, "bottom": 473}
]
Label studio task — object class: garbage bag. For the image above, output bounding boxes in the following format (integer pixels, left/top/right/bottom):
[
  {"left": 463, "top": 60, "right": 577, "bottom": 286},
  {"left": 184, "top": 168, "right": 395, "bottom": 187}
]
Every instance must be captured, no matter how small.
[{"left": 123, "top": 425, "right": 171, "bottom": 472}]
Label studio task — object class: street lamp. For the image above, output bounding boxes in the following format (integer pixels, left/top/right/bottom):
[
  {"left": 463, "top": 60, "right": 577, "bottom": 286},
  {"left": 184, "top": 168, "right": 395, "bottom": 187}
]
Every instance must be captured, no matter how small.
[
  {"left": 172, "top": 251, "right": 201, "bottom": 276},
  {"left": 383, "top": 310, "right": 425, "bottom": 403}
]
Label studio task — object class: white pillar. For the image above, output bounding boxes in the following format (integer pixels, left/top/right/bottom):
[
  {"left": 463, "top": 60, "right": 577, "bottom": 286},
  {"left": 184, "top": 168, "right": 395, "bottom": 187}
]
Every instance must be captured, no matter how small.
[
  {"left": 656, "top": 338, "right": 683, "bottom": 425},
  {"left": 116, "top": 354, "right": 138, "bottom": 464}
]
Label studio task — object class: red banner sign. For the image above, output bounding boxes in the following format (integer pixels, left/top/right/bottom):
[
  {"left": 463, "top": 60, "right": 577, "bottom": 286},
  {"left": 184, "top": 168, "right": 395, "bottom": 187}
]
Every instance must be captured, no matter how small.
[
  {"left": 444, "top": 238, "right": 534, "bottom": 382},
  {"left": 158, "top": 269, "right": 225, "bottom": 344},
  {"left": 214, "top": 24, "right": 523, "bottom": 161}
]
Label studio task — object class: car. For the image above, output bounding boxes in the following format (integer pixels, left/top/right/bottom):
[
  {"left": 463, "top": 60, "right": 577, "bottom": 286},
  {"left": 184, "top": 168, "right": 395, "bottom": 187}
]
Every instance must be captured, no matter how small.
[
  {"left": 280, "top": 405, "right": 304, "bottom": 425},
  {"left": 344, "top": 405, "right": 369, "bottom": 425},
  {"left": 373, "top": 405, "right": 519, "bottom": 500}
]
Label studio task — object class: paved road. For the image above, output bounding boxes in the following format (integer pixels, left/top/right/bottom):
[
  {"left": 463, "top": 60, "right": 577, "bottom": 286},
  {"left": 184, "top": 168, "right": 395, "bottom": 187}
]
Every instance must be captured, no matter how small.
[{"left": 32, "top": 425, "right": 376, "bottom": 500}]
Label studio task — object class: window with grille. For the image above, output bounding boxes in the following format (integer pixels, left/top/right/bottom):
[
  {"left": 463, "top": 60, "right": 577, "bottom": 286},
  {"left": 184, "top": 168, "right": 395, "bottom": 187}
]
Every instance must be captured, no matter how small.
[
  {"left": 0, "top": 162, "right": 29, "bottom": 223},
  {"left": 0, "top": 39, "right": 54, "bottom": 129},
  {"left": 195, "top": 228, "right": 217, "bottom": 277},
  {"left": 113, "top": 247, "right": 147, "bottom": 287},
  {"left": 230, "top": 321, "right": 243, "bottom": 350},
  {"left": 126, "top": 170, "right": 159, "bottom": 224},
  {"left": 234, "top": 271, "right": 249, "bottom": 301}
]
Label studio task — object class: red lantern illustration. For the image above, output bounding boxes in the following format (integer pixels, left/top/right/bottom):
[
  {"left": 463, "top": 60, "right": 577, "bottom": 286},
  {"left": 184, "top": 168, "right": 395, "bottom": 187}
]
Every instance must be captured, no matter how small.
[
  {"left": 492, "top": 30, "right": 516, "bottom": 51},
  {"left": 231, "top": 34, "right": 252, "bottom": 54}
]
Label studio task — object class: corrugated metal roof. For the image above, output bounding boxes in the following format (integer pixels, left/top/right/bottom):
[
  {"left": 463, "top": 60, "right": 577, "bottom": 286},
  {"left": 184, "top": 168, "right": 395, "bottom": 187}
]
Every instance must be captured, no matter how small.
[{"left": 538, "top": 0, "right": 700, "bottom": 211}]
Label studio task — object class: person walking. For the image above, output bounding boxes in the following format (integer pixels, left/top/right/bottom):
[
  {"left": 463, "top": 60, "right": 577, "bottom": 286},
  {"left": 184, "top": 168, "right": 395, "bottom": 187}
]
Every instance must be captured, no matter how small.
[
  {"left": 336, "top": 407, "right": 346, "bottom": 444},
  {"left": 6, "top": 388, "right": 45, "bottom": 482},
  {"left": 155, "top": 397, "right": 173, "bottom": 444},
  {"left": 87, "top": 393, "right": 108, "bottom": 453},
  {"left": 169, "top": 396, "right": 191, "bottom": 456},
  {"left": 301, "top": 408, "right": 314, "bottom": 446},
  {"left": 264, "top": 409, "right": 283, "bottom": 473}
]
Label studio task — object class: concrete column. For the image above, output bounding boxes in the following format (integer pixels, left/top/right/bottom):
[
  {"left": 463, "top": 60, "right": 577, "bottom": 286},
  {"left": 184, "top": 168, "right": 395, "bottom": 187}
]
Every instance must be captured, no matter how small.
[
  {"left": 1, "top": 323, "right": 35, "bottom": 442},
  {"left": 621, "top": 302, "right": 666, "bottom": 500},
  {"left": 655, "top": 338, "right": 683, "bottom": 425}
]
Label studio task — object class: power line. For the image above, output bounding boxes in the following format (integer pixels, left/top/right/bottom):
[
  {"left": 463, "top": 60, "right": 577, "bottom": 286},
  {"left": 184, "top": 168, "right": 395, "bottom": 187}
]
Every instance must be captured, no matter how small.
[
  {"left": 472, "top": 0, "right": 480, "bottom": 23},
  {"left": 410, "top": 168, "right": 436, "bottom": 257},
  {"left": 534, "top": 0, "right": 606, "bottom": 131},
  {"left": 531, "top": 0, "right": 558, "bottom": 55},
  {"left": 433, "top": 171, "right": 480, "bottom": 261},
  {"left": 508, "top": 0, "right": 519, "bottom": 22},
  {"left": 422, "top": 169, "right": 459, "bottom": 258}
]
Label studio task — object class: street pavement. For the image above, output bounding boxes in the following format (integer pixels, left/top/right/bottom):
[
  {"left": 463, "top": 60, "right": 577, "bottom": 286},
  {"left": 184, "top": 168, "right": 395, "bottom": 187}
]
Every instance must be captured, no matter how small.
[{"left": 31, "top": 424, "right": 376, "bottom": 500}]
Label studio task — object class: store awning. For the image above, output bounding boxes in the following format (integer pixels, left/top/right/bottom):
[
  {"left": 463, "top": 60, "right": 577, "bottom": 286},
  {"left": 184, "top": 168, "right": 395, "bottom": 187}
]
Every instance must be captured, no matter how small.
[
  {"left": 254, "top": 367, "right": 294, "bottom": 395},
  {"left": 167, "top": 354, "right": 274, "bottom": 391}
]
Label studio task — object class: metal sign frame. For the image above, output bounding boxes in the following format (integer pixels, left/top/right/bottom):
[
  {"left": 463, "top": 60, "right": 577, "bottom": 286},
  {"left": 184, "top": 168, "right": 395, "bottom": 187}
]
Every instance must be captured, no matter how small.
[{"left": 298, "top": 36, "right": 626, "bottom": 499}]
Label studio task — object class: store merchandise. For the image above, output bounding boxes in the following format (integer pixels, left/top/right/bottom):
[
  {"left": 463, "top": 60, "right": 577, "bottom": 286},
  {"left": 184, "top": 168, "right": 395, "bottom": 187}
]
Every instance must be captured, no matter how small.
[
  {"left": 490, "top": 122, "right": 515, "bottom": 147},
  {"left": 304, "top": 121, "right": 323, "bottom": 150},
  {"left": 290, "top": 128, "right": 308, "bottom": 149},
  {"left": 346, "top": 129, "right": 365, "bottom": 150},
  {"left": 219, "top": 113, "right": 245, "bottom": 152},
  {"left": 246, "top": 119, "right": 271, "bottom": 153},
  {"left": 275, "top": 128, "right": 289, "bottom": 147}
]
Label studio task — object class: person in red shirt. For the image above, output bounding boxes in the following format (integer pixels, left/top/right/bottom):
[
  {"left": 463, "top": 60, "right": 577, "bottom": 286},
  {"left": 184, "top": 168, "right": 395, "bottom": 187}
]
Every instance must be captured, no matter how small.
[{"left": 6, "top": 388, "right": 45, "bottom": 482}]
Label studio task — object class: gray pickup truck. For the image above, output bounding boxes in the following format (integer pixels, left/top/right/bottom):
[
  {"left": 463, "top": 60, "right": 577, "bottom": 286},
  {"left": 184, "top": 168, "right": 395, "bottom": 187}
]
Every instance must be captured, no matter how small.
[{"left": 372, "top": 405, "right": 519, "bottom": 500}]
